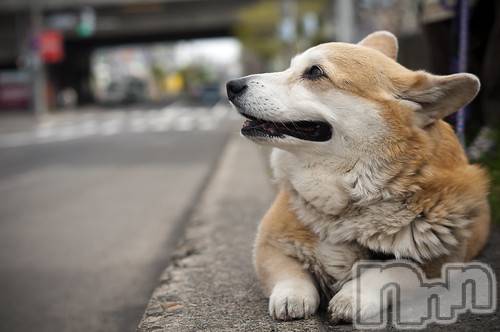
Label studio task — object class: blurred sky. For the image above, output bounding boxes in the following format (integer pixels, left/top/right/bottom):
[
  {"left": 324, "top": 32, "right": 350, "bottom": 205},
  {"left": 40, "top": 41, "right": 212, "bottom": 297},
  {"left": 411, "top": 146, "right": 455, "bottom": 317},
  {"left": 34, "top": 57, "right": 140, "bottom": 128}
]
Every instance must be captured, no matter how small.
[{"left": 174, "top": 37, "right": 241, "bottom": 67}]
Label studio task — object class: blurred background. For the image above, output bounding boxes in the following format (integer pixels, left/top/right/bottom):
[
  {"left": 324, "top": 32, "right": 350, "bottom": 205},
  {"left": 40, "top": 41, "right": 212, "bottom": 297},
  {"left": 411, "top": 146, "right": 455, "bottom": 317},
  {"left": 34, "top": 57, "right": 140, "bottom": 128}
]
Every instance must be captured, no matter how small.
[{"left": 0, "top": 1, "right": 498, "bottom": 331}]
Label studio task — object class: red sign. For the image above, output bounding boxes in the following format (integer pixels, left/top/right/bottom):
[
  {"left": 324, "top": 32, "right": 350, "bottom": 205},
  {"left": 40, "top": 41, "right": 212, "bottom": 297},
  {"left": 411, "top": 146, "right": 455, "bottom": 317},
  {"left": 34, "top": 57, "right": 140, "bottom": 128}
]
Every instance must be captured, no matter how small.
[{"left": 40, "top": 30, "right": 64, "bottom": 64}]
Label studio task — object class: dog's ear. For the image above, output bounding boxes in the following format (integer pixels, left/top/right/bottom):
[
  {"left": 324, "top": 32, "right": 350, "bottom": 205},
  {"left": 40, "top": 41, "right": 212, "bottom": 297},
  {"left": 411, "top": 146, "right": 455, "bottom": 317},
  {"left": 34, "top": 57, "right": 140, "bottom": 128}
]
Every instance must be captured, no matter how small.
[
  {"left": 400, "top": 72, "right": 480, "bottom": 127},
  {"left": 358, "top": 31, "right": 398, "bottom": 60}
]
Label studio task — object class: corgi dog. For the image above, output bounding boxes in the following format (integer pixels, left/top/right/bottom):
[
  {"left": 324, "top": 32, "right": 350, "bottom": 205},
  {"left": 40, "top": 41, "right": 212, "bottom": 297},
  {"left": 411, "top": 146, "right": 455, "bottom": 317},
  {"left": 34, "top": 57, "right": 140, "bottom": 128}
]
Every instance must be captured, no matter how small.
[{"left": 226, "top": 31, "right": 490, "bottom": 322}]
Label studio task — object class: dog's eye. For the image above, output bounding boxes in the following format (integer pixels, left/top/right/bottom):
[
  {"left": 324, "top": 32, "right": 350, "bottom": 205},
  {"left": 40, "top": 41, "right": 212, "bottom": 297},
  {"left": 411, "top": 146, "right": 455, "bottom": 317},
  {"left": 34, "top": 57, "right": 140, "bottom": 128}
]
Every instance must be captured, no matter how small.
[{"left": 303, "top": 65, "right": 324, "bottom": 80}]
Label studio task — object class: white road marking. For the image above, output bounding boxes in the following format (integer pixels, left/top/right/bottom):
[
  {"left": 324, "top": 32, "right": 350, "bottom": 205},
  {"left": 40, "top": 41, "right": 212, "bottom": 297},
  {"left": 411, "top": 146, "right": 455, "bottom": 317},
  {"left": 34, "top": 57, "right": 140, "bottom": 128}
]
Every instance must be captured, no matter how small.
[
  {"left": 56, "top": 126, "right": 77, "bottom": 140},
  {"left": 35, "top": 126, "right": 55, "bottom": 139},
  {"left": 81, "top": 120, "right": 98, "bottom": 135},
  {"left": 149, "top": 111, "right": 179, "bottom": 132},
  {"left": 174, "top": 115, "right": 194, "bottom": 131},
  {"left": 0, "top": 102, "right": 232, "bottom": 148},
  {"left": 195, "top": 113, "right": 217, "bottom": 131},
  {"left": 100, "top": 118, "right": 124, "bottom": 136}
]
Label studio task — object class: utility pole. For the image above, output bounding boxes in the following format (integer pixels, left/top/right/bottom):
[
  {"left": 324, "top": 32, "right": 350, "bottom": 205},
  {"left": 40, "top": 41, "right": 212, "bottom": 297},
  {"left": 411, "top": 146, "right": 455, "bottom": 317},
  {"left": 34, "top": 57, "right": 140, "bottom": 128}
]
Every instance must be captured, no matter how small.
[
  {"left": 334, "top": 0, "right": 355, "bottom": 42},
  {"left": 30, "top": 0, "right": 47, "bottom": 117},
  {"left": 279, "top": 0, "right": 297, "bottom": 67}
]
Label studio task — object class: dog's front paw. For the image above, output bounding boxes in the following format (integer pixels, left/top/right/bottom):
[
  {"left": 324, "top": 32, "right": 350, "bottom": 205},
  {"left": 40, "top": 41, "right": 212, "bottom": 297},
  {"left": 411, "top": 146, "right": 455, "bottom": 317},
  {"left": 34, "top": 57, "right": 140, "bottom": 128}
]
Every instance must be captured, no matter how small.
[
  {"left": 269, "top": 279, "right": 319, "bottom": 321},
  {"left": 328, "top": 284, "right": 354, "bottom": 323},
  {"left": 328, "top": 280, "right": 383, "bottom": 323}
]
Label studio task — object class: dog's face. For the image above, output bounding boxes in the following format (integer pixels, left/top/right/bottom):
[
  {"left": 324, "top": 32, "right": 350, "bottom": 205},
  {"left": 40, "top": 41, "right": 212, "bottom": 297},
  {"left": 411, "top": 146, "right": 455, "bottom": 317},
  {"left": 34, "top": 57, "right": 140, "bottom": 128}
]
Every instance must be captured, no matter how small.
[{"left": 227, "top": 31, "right": 479, "bottom": 159}]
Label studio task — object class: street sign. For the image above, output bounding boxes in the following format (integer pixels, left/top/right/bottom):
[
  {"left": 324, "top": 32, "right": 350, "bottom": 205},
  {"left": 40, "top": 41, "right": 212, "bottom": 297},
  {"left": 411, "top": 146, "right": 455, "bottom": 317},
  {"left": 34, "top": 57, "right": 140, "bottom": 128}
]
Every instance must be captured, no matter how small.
[
  {"left": 76, "top": 7, "right": 96, "bottom": 38},
  {"left": 40, "top": 30, "right": 64, "bottom": 64}
]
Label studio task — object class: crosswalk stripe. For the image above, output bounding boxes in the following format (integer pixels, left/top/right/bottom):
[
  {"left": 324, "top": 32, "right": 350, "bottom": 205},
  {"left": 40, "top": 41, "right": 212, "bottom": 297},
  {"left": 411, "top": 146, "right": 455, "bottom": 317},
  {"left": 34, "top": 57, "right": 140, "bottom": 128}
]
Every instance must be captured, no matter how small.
[
  {"left": 174, "top": 116, "right": 194, "bottom": 131},
  {"left": 100, "top": 119, "right": 124, "bottom": 136},
  {"left": 0, "top": 103, "right": 232, "bottom": 148},
  {"left": 149, "top": 111, "right": 178, "bottom": 132},
  {"left": 81, "top": 120, "right": 98, "bottom": 135},
  {"left": 35, "top": 127, "right": 55, "bottom": 139}
]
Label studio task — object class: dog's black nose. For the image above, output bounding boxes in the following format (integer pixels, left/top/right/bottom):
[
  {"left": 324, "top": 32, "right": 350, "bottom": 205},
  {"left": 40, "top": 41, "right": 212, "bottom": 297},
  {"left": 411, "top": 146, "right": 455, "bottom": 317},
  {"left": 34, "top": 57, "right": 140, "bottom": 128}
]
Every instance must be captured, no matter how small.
[{"left": 226, "top": 78, "right": 248, "bottom": 100}]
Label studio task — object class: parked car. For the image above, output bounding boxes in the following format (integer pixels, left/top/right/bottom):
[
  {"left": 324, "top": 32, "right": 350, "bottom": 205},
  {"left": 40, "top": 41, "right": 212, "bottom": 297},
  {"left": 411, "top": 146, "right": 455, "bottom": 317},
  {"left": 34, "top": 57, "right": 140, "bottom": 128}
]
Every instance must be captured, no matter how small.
[
  {"left": 0, "top": 70, "right": 31, "bottom": 110},
  {"left": 97, "top": 76, "right": 149, "bottom": 105}
]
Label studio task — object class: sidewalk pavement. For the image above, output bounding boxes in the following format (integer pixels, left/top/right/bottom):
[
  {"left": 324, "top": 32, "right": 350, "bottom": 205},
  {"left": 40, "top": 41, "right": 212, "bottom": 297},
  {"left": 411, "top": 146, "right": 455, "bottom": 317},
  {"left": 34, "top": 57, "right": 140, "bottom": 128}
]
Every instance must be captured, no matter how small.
[{"left": 138, "top": 135, "right": 500, "bottom": 332}]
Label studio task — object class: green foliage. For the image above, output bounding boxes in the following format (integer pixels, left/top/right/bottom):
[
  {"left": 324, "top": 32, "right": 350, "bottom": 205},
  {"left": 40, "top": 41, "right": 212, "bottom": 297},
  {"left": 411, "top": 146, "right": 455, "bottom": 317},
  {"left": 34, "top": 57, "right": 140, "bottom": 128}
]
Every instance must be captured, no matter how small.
[
  {"left": 179, "top": 65, "right": 215, "bottom": 90},
  {"left": 235, "top": 1, "right": 282, "bottom": 62},
  {"left": 479, "top": 148, "right": 500, "bottom": 224},
  {"left": 234, "top": 0, "right": 329, "bottom": 63},
  {"left": 151, "top": 65, "right": 165, "bottom": 83}
]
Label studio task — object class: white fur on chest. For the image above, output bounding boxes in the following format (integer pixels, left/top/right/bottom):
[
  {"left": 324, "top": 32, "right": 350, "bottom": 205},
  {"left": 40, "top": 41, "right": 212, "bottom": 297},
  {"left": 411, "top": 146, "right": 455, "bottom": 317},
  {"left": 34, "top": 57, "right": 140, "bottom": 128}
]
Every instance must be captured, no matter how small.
[
  {"left": 270, "top": 148, "right": 368, "bottom": 291},
  {"left": 271, "top": 149, "right": 350, "bottom": 217},
  {"left": 270, "top": 148, "right": 461, "bottom": 267}
]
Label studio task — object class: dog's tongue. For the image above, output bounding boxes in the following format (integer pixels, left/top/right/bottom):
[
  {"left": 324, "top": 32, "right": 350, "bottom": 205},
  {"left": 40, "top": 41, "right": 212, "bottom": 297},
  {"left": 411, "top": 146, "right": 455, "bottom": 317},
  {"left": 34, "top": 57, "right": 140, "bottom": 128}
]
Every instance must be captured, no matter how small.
[
  {"left": 262, "top": 122, "right": 278, "bottom": 134},
  {"left": 243, "top": 119, "right": 279, "bottom": 135}
]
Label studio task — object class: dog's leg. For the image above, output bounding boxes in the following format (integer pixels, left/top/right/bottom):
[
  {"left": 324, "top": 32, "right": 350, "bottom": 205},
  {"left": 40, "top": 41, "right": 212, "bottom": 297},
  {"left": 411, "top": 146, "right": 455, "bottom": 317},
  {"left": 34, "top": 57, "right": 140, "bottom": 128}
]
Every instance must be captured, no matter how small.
[
  {"left": 254, "top": 190, "right": 320, "bottom": 320},
  {"left": 255, "top": 241, "right": 320, "bottom": 320}
]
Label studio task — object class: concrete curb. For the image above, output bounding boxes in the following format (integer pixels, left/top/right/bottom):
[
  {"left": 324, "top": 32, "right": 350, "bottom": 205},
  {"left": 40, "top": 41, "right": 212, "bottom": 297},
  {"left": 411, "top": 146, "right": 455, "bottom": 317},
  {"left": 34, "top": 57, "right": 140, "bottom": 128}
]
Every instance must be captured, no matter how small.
[
  {"left": 137, "top": 136, "right": 329, "bottom": 331},
  {"left": 138, "top": 135, "right": 500, "bottom": 331}
]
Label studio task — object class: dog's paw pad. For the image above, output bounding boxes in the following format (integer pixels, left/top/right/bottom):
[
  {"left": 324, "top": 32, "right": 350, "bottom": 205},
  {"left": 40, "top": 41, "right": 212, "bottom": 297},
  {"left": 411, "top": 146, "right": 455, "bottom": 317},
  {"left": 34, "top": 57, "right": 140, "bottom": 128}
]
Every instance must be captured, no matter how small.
[{"left": 269, "top": 280, "right": 319, "bottom": 321}]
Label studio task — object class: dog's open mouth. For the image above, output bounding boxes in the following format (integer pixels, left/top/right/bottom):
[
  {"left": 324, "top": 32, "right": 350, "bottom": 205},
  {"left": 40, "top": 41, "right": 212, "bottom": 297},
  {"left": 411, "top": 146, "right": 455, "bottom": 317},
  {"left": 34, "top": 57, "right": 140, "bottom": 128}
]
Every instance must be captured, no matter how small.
[{"left": 240, "top": 114, "right": 332, "bottom": 142}]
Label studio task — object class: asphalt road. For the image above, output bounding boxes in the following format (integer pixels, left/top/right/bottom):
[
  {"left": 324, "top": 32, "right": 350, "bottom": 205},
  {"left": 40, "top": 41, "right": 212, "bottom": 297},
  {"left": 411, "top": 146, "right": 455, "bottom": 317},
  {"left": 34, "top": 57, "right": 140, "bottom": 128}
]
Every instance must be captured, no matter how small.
[{"left": 0, "top": 111, "right": 232, "bottom": 332}]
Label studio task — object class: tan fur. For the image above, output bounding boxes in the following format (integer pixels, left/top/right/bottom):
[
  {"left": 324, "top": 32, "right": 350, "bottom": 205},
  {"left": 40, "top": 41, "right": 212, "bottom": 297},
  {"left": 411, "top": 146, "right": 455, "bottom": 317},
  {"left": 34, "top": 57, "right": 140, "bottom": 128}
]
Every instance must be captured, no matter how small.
[
  {"left": 232, "top": 31, "right": 491, "bottom": 322},
  {"left": 358, "top": 30, "right": 399, "bottom": 60}
]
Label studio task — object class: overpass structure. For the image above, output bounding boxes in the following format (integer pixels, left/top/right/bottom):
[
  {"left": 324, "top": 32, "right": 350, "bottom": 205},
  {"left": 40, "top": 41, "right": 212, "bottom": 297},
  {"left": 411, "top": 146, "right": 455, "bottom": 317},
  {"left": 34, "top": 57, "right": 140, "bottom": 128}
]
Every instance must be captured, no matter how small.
[
  {"left": 0, "top": 0, "right": 258, "bottom": 66},
  {"left": 0, "top": 0, "right": 257, "bottom": 107}
]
